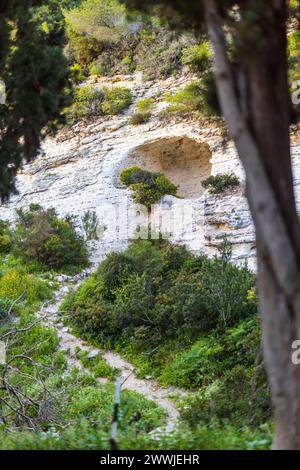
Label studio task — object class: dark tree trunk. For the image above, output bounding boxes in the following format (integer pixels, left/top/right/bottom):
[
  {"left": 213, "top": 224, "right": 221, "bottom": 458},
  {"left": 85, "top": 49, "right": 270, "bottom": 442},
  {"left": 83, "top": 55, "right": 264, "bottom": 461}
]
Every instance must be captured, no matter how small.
[
  {"left": 245, "top": 1, "right": 300, "bottom": 449},
  {"left": 205, "top": 0, "right": 300, "bottom": 449},
  {"left": 246, "top": 0, "right": 299, "bottom": 250}
]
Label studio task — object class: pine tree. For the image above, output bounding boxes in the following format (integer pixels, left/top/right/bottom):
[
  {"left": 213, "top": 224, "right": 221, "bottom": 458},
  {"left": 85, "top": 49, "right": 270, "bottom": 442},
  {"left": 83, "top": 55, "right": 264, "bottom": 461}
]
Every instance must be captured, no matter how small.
[{"left": 0, "top": 0, "right": 72, "bottom": 200}]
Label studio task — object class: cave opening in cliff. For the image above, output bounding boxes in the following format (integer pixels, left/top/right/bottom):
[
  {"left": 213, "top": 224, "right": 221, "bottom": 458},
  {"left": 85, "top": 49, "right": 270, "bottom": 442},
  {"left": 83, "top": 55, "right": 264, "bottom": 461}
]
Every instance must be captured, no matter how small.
[{"left": 128, "top": 136, "right": 212, "bottom": 198}]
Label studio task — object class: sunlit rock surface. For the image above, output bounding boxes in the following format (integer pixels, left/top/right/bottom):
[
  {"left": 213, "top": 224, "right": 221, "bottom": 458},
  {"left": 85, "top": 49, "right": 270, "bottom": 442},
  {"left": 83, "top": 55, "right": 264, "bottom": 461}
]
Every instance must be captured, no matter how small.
[{"left": 1, "top": 72, "right": 299, "bottom": 271}]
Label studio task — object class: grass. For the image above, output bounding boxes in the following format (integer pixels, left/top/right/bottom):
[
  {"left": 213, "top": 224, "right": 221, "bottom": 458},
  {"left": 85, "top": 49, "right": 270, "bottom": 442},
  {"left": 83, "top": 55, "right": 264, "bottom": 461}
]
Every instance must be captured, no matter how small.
[{"left": 75, "top": 347, "right": 118, "bottom": 379}]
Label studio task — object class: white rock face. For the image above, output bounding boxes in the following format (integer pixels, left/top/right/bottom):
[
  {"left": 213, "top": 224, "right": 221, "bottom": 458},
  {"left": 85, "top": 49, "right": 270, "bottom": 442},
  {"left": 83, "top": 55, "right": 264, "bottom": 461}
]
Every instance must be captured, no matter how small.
[{"left": 0, "top": 72, "right": 299, "bottom": 270}]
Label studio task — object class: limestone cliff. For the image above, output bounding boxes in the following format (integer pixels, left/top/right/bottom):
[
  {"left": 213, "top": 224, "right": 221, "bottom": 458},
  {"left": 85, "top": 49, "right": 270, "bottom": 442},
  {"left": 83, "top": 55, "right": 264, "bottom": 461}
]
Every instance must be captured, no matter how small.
[{"left": 1, "top": 72, "right": 299, "bottom": 270}]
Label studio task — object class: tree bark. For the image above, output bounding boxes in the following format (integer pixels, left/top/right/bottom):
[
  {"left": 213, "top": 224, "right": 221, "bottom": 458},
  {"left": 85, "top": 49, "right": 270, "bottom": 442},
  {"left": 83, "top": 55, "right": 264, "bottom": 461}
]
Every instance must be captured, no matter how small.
[{"left": 205, "top": 0, "right": 300, "bottom": 449}]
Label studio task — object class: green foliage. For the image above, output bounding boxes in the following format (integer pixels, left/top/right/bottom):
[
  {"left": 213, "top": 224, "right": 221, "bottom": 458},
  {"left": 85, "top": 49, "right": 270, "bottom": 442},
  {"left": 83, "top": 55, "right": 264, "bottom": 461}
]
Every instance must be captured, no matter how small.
[
  {"left": 130, "top": 97, "right": 155, "bottom": 124},
  {"left": 0, "top": 245, "right": 167, "bottom": 448},
  {"left": 76, "top": 349, "right": 117, "bottom": 379},
  {"left": 180, "top": 356, "right": 271, "bottom": 429},
  {"left": 0, "top": 420, "right": 273, "bottom": 450},
  {"left": 66, "top": 85, "right": 132, "bottom": 120},
  {"left": 0, "top": 1, "right": 72, "bottom": 200},
  {"left": 65, "top": 0, "right": 196, "bottom": 79},
  {"left": 181, "top": 40, "right": 212, "bottom": 72},
  {"left": 121, "top": 54, "right": 136, "bottom": 73},
  {"left": 88, "top": 61, "right": 106, "bottom": 77},
  {"left": 61, "top": 239, "right": 269, "bottom": 434},
  {"left": 65, "top": 0, "right": 132, "bottom": 69},
  {"left": 70, "top": 63, "right": 87, "bottom": 83},
  {"left": 137, "top": 97, "right": 155, "bottom": 114},
  {"left": 0, "top": 381, "right": 166, "bottom": 449},
  {"left": 0, "top": 308, "right": 165, "bottom": 447},
  {"left": 63, "top": 239, "right": 257, "bottom": 351},
  {"left": 288, "top": 30, "right": 300, "bottom": 82},
  {"left": 101, "top": 86, "right": 133, "bottom": 115},
  {"left": 66, "top": 0, "right": 128, "bottom": 45},
  {"left": 130, "top": 112, "right": 149, "bottom": 125},
  {"left": 120, "top": 166, "right": 178, "bottom": 208},
  {"left": 165, "top": 73, "right": 220, "bottom": 116},
  {"left": 0, "top": 268, "right": 51, "bottom": 311},
  {"left": 288, "top": 30, "right": 300, "bottom": 118},
  {"left": 82, "top": 210, "right": 99, "bottom": 241},
  {"left": 0, "top": 220, "right": 11, "bottom": 254},
  {"left": 66, "top": 85, "right": 103, "bottom": 120},
  {"left": 12, "top": 205, "right": 89, "bottom": 272},
  {"left": 202, "top": 173, "right": 240, "bottom": 195},
  {"left": 66, "top": 28, "right": 103, "bottom": 66},
  {"left": 135, "top": 25, "right": 192, "bottom": 80},
  {"left": 0, "top": 235, "right": 11, "bottom": 254}
]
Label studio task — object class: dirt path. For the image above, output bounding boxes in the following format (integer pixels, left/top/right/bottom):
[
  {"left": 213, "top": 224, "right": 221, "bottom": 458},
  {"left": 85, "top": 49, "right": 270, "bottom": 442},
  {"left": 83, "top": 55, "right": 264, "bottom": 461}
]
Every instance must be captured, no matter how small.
[{"left": 38, "top": 276, "right": 185, "bottom": 429}]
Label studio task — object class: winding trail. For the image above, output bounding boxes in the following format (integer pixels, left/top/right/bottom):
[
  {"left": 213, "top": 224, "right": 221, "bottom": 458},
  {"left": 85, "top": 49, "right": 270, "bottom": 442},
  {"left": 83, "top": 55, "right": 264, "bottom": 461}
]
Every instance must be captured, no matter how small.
[{"left": 37, "top": 271, "right": 185, "bottom": 429}]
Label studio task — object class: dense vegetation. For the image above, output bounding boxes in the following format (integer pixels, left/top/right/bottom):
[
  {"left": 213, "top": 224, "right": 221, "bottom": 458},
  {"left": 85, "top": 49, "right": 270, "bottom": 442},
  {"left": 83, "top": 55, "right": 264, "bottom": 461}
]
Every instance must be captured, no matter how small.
[
  {"left": 61, "top": 239, "right": 272, "bottom": 446},
  {"left": 0, "top": 211, "right": 273, "bottom": 450},
  {"left": 6, "top": 205, "right": 89, "bottom": 272},
  {"left": 66, "top": 85, "right": 133, "bottom": 121},
  {"left": 0, "top": 212, "right": 168, "bottom": 450}
]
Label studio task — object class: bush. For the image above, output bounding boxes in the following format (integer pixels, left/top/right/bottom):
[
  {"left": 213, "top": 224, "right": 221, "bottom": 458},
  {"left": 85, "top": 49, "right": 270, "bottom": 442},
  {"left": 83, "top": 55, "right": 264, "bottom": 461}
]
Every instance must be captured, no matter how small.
[
  {"left": 0, "top": 234, "right": 11, "bottom": 254},
  {"left": 65, "top": 0, "right": 128, "bottom": 67},
  {"left": 88, "top": 61, "right": 106, "bottom": 77},
  {"left": 76, "top": 349, "right": 117, "bottom": 379},
  {"left": 288, "top": 30, "right": 300, "bottom": 118},
  {"left": 63, "top": 239, "right": 257, "bottom": 350},
  {"left": 0, "top": 304, "right": 166, "bottom": 448},
  {"left": 202, "top": 173, "right": 240, "bottom": 194},
  {"left": 130, "top": 112, "right": 149, "bottom": 125},
  {"left": 69, "top": 63, "right": 86, "bottom": 83},
  {"left": 136, "top": 97, "right": 155, "bottom": 114},
  {"left": 0, "top": 220, "right": 12, "bottom": 254},
  {"left": 0, "top": 269, "right": 51, "bottom": 308},
  {"left": 135, "top": 26, "right": 192, "bottom": 80},
  {"left": 66, "top": 85, "right": 133, "bottom": 121},
  {"left": 101, "top": 86, "right": 133, "bottom": 115},
  {"left": 119, "top": 166, "right": 178, "bottom": 208},
  {"left": 13, "top": 205, "right": 89, "bottom": 272},
  {"left": 66, "top": 28, "right": 103, "bottom": 66},
  {"left": 181, "top": 40, "right": 212, "bottom": 73},
  {"left": 180, "top": 363, "right": 271, "bottom": 428},
  {"left": 61, "top": 239, "right": 268, "bottom": 434},
  {"left": 130, "top": 97, "right": 155, "bottom": 125},
  {"left": 165, "top": 74, "right": 220, "bottom": 116},
  {"left": 66, "top": 85, "right": 103, "bottom": 120},
  {"left": 0, "top": 298, "right": 9, "bottom": 320}
]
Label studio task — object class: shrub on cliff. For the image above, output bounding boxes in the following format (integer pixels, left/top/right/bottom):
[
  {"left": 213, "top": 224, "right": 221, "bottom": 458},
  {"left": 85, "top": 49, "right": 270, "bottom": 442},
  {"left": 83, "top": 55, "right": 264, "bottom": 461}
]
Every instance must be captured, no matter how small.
[
  {"left": 181, "top": 40, "right": 213, "bottom": 73},
  {"left": 202, "top": 173, "right": 240, "bottom": 195},
  {"left": 12, "top": 205, "right": 89, "bottom": 272},
  {"left": 130, "top": 98, "right": 156, "bottom": 125},
  {"left": 66, "top": 86, "right": 103, "bottom": 120},
  {"left": 165, "top": 73, "right": 220, "bottom": 116},
  {"left": 66, "top": 85, "right": 133, "bottom": 121},
  {"left": 101, "top": 87, "right": 133, "bottom": 115},
  {"left": 119, "top": 166, "right": 178, "bottom": 209}
]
